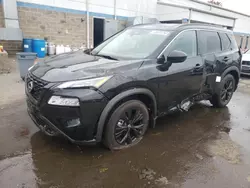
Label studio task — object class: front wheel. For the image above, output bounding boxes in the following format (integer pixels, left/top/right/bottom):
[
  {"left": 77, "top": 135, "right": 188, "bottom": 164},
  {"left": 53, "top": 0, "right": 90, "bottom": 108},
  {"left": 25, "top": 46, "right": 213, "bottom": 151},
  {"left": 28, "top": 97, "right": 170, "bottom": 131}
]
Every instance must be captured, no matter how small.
[
  {"left": 210, "top": 74, "right": 235, "bottom": 108},
  {"left": 104, "top": 100, "right": 149, "bottom": 150}
]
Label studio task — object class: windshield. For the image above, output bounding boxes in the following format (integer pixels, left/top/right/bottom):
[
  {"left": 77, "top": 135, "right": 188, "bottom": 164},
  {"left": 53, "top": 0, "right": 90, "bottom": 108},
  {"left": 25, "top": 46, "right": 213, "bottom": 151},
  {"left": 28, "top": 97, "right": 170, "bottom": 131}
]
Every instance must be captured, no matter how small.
[{"left": 92, "top": 28, "right": 170, "bottom": 59}]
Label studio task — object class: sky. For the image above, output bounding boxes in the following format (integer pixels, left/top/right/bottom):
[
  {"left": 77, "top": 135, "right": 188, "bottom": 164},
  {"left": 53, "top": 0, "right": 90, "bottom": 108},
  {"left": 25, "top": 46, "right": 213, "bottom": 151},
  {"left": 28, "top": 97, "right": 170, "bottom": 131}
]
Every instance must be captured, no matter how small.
[{"left": 200, "top": 0, "right": 250, "bottom": 15}]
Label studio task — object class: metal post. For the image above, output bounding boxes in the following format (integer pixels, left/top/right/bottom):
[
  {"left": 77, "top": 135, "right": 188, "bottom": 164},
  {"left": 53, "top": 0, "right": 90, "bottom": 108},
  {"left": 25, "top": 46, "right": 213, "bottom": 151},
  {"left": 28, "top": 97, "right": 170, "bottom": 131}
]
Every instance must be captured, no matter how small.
[
  {"left": 114, "top": 0, "right": 117, "bottom": 20},
  {"left": 239, "top": 35, "right": 244, "bottom": 49},
  {"left": 245, "top": 36, "right": 249, "bottom": 50},
  {"left": 188, "top": 9, "right": 192, "bottom": 24},
  {"left": 86, "top": 0, "right": 90, "bottom": 49},
  {"left": 3, "top": 0, "right": 19, "bottom": 28}
]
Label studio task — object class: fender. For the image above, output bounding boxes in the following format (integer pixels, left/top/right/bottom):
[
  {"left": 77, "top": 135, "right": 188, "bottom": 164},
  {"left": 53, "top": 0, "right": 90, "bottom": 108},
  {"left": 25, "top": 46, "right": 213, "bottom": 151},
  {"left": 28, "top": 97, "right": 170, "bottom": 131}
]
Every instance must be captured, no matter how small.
[
  {"left": 213, "top": 66, "right": 240, "bottom": 94},
  {"left": 221, "top": 66, "right": 240, "bottom": 79},
  {"left": 95, "top": 88, "right": 157, "bottom": 142}
]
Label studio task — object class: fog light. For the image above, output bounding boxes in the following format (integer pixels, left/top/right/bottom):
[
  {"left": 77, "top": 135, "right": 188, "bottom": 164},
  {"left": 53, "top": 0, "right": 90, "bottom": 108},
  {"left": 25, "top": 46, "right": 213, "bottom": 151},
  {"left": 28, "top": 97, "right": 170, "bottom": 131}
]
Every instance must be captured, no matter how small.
[
  {"left": 48, "top": 96, "right": 80, "bottom": 106},
  {"left": 67, "top": 118, "right": 81, "bottom": 128}
]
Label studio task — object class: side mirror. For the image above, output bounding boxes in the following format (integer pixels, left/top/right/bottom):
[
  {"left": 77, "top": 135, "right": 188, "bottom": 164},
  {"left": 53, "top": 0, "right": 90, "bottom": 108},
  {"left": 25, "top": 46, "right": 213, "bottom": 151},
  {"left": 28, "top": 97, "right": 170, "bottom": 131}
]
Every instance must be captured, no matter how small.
[
  {"left": 157, "top": 55, "right": 166, "bottom": 64},
  {"left": 167, "top": 50, "right": 187, "bottom": 63}
]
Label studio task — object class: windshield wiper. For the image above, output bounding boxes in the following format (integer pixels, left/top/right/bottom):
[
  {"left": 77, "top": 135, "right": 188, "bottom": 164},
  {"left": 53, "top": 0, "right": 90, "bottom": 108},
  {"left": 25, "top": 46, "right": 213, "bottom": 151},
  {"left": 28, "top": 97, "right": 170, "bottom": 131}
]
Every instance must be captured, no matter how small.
[{"left": 95, "top": 54, "right": 118, "bottom": 60}]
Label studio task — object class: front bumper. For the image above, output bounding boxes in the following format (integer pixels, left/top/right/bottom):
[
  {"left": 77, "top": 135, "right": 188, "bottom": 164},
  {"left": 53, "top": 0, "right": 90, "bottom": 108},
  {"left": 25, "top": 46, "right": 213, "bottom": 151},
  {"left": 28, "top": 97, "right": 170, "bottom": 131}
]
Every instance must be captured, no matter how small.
[
  {"left": 26, "top": 82, "right": 108, "bottom": 144},
  {"left": 27, "top": 107, "right": 96, "bottom": 144},
  {"left": 241, "top": 65, "right": 250, "bottom": 75}
]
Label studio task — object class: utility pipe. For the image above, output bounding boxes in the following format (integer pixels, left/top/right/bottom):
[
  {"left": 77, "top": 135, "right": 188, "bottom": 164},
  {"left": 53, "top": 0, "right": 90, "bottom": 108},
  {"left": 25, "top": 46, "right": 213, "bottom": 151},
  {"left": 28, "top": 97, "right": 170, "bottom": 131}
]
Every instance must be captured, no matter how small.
[
  {"left": 86, "top": 0, "right": 90, "bottom": 48},
  {"left": 114, "top": 0, "right": 117, "bottom": 20}
]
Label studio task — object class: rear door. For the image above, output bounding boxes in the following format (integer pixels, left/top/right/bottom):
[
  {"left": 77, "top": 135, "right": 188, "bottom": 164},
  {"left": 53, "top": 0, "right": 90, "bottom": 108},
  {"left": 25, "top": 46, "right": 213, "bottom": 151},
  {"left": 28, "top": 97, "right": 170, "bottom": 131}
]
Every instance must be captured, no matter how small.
[
  {"left": 217, "top": 32, "right": 234, "bottom": 71},
  {"left": 197, "top": 31, "right": 223, "bottom": 92}
]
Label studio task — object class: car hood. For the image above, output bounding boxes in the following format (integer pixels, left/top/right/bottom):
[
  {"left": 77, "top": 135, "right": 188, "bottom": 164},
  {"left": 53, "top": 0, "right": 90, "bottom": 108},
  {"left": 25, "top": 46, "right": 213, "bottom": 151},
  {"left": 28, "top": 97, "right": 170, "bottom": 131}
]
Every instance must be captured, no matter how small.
[{"left": 31, "top": 50, "right": 144, "bottom": 82}]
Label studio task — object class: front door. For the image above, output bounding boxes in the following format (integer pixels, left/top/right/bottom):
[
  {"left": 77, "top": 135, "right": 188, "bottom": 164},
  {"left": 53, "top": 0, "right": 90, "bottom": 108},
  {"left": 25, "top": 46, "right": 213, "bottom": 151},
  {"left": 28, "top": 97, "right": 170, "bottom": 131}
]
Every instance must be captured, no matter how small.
[{"left": 157, "top": 30, "right": 204, "bottom": 112}]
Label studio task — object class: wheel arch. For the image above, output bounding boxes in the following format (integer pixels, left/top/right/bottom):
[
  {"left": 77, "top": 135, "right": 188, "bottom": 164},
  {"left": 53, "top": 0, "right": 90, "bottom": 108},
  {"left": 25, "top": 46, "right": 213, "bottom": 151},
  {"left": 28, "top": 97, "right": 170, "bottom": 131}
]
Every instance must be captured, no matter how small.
[
  {"left": 221, "top": 66, "right": 240, "bottom": 91},
  {"left": 95, "top": 88, "right": 157, "bottom": 142}
]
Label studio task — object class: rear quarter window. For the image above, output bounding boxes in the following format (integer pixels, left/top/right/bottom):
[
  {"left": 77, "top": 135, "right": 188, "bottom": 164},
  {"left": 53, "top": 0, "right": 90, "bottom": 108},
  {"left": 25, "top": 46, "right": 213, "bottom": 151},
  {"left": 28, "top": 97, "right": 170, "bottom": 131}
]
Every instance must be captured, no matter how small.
[
  {"left": 227, "top": 34, "right": 239, "bottom": 50},
  {"left": 198, "top": 31, "right": 221, "bottom": 54},
  {"left": 219, "top": 33, "right": 231, "bottom": 51}
]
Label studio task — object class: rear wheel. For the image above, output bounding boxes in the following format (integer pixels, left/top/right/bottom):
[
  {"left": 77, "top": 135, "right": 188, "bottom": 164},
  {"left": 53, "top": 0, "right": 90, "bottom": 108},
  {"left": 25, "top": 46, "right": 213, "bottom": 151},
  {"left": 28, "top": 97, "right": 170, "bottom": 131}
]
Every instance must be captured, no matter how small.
[
  {"left": 210, "top": 74, "right": 235, "bottom": 108},
  {"left": 104, "top": 100, "right": 149, "bottom": 150}
]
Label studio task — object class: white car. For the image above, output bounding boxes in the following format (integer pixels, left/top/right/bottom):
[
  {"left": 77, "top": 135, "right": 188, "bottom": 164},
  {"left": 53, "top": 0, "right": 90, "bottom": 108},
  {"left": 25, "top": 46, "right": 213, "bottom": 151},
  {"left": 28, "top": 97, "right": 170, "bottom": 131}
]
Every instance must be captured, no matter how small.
[{"left": 241, "top": 50, "right": 250, "bottom": 75}]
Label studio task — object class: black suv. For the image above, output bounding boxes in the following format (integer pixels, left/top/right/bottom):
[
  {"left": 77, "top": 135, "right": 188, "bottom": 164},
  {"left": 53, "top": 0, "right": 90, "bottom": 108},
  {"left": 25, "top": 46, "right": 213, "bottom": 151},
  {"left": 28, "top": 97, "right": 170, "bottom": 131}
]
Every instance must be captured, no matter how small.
[{"left": 26, "top": 24, "right": 241, "bottom": 150}]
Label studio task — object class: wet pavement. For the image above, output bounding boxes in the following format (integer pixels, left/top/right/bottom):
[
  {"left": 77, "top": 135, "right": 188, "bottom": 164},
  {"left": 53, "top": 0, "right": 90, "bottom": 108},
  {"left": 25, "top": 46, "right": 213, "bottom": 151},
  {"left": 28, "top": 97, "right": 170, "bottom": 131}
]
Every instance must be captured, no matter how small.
[{"left": 1, "top": 72, "right": 250, "bottom": 187}]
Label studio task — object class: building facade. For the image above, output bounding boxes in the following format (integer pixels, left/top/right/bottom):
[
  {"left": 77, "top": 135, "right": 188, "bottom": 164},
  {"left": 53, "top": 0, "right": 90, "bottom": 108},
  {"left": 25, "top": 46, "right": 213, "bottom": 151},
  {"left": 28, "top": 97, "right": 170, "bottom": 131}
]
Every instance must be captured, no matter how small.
[{"left": 0, "top": 0, "right": 250, "bottom": 54}]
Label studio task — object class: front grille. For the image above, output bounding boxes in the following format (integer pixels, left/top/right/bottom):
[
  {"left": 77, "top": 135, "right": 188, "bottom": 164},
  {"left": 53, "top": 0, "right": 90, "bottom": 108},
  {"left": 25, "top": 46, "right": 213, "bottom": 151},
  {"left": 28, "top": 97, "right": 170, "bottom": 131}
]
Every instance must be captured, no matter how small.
[
  {"left": 242, "top": 66, "right": 250, "bottom": 73},
  {"left": 242, "top": 61, "right": 250, "bottom": 65},
  {"left": 26, "top": 73, "right": 49, "bottom": 101},
  {"left": 33, "top": 112, "right": 46, "bottom": 126}
]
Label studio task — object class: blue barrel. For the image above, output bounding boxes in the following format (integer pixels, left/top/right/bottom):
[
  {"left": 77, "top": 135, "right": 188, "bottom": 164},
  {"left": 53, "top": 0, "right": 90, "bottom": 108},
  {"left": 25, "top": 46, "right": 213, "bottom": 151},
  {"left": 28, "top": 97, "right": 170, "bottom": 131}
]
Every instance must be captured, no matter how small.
[
  {"left": 23, "top": 38, "right": 33, "bottom": 52},
  {"left": 32, "top": 39, "right": 46, "bottom": 58}
]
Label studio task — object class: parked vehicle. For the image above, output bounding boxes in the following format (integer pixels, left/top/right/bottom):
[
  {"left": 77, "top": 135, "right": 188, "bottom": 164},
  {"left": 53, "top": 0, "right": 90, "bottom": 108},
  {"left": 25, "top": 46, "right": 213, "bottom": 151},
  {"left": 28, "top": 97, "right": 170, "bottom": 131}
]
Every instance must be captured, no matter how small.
[
  {"left": 25, "top": 24, "right": 241, "bottom": 150},
  {"left": 241, "top": 49, "right": 250, "bottom": 75}
]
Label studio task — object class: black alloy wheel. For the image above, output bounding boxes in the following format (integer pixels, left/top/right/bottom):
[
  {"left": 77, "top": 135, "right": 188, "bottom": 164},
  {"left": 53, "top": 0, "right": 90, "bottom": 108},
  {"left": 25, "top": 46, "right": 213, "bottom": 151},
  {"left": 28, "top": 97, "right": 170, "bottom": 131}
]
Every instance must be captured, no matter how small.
[
  {"left": 104, "top": 100, "right": 149, "bottom": 150},
  {"left": 210, "top": 74, "right": 236, "bottom": 108},
  {"left": 221, "top": 79, "right": 234, "bottom": 104},
  {"left": 115, "top": 108, "right": 145, "bottom": 145}
]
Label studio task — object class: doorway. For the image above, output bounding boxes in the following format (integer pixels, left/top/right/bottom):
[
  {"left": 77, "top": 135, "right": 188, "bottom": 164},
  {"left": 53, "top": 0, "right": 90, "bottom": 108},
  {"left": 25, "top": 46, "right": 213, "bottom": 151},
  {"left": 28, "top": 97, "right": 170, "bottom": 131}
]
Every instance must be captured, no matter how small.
[{"left": 93, "top": 18, "right": 105, "bottom": 47}]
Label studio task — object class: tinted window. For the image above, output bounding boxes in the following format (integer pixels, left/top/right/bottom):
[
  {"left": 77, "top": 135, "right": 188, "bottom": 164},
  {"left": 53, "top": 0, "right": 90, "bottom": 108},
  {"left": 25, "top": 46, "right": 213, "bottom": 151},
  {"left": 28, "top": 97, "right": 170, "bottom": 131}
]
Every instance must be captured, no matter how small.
[
  {"left": 227, "top": 34, "right": 239, "bottom": 50},
  {"left": 199, "top": 31, "right": 221, "bottom": 54},
  {"left": 220, "top": 33, "right": 231, "bottom": 50},
  {"left": 167, "top": 30, "right": 197, "bottom": 57}
]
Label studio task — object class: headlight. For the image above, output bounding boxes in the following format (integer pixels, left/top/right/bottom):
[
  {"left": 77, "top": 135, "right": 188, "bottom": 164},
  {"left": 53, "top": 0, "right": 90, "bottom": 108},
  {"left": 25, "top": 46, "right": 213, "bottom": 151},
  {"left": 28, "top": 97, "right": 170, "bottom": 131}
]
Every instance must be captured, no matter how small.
[
  {"left": 28, "top": 65, "right": 35, "bottom": 71},
  {"left": 28, "top": 59, "right": 39, "bottom": 71},
  {"left": 48, "top": 96, "right": 80, "bottom": 106},
  {"left": 57, "top": 76, "right": 112, "bottom": 89}
]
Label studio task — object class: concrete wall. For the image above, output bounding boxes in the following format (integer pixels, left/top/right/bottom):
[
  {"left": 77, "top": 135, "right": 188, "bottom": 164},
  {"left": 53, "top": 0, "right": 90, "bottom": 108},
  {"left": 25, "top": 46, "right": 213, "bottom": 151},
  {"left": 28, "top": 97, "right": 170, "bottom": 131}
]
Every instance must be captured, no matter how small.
[
  {"left": 158, "top": 0, "right": 250, "bottom": 34},
  {"left": 191, "top": 11, "right": 234, "bottom": 27},
  {"left": 18, "top": 6, "right": 88, "bottom": 47},
  {"left": 0, "top": 0, "right": 129, "bottom": 52},
  {"left": 157, "top": 4, "right": 189, "bottom": 21},
  {"left": 1, "top": 0, "right": 250, "bottom": 53},
  {"left": 0, "top": 40, "right": 22, "bottom": 54},
  {"left": 15, "top": 0, "right": 130, "bottom": 48},
  {"left": 18, "top": 0, "right": 157, "bottom": 18}
]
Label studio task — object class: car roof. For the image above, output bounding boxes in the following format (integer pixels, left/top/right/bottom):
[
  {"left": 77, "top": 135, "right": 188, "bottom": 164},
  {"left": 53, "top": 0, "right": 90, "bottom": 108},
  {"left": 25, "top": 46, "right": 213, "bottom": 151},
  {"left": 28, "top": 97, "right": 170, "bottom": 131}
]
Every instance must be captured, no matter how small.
[
  {"left": 132, "top": 24, "right": 180, "bottom": 30},
  {"left": 132, "top": 23, "right": 233, "bottom": 33}
]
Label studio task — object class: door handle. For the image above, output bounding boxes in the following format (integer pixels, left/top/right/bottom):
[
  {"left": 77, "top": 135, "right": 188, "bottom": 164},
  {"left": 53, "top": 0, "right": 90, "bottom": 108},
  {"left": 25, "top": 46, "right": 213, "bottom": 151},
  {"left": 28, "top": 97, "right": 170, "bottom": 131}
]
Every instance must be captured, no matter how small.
[
  {"left": 223, "top": 57, "right": 230, "bottom": 61},
  {"left": 194, "top": 64, "right": 201, "bottom": 68},
  {"left": 191, "top": 64, "right": 202, "bottom": 74}
]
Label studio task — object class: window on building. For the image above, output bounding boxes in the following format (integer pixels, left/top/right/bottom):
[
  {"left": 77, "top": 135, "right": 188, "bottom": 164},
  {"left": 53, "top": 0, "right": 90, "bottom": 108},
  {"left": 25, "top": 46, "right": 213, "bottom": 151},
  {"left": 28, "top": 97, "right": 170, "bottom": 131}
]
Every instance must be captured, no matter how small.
[
  {"left": 198, "top": 31, "right": 221, "bottom": 54},
  {"left": 220, "top": 33, "right": 231, "bottom": 51},
  {"left": 167, "top": 30, "right": 197, "bottom": 57}
]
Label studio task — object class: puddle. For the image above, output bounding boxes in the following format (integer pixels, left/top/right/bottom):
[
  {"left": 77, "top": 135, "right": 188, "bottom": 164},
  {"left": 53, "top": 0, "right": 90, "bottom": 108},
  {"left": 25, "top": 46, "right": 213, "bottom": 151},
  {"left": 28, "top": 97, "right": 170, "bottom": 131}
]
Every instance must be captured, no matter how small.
[{"left": 207, "top": 132, "right": 241, "bottom": 164}]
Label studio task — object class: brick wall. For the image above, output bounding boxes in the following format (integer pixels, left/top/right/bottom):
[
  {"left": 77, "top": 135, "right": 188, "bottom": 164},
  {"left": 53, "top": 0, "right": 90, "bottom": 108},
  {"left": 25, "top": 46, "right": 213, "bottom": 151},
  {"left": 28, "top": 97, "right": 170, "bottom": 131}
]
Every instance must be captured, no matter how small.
[
  {"left": 0, "top": 40, "right": 22, "bottom": 55},
  {"left": 18, "top": 7, "right": 88, "bottom": 47},
  {"left": 0, "top": 4, "right": 4, "bottom": 28}
]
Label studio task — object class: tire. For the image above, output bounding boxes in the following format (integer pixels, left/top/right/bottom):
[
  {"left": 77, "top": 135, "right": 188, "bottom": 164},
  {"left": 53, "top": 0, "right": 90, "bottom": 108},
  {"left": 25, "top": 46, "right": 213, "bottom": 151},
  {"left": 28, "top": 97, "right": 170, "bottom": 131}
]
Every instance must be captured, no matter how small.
[
  {"left": 104, "top": 100, "right": 149, "bottom": 150},
  {"left": 210, "top": 74, "right": 235, "bottom": 108}
]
